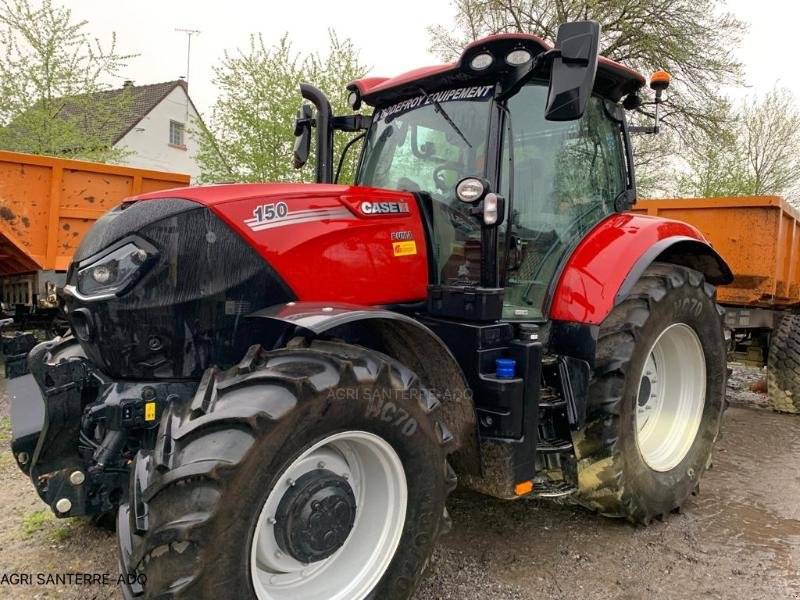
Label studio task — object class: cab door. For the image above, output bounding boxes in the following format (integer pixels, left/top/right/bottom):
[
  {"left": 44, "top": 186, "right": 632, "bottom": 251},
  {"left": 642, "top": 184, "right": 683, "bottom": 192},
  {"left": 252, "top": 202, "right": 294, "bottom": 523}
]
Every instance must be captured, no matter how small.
[{"left": 499, "top": 82, "right": 628, "bottom": 320}]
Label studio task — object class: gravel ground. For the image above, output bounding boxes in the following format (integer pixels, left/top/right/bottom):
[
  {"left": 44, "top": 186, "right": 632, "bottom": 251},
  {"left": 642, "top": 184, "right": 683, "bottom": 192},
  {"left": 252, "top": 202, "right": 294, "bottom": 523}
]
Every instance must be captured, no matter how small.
[{"left": 0, "top": 363, "right": 798, "bottom": 599}]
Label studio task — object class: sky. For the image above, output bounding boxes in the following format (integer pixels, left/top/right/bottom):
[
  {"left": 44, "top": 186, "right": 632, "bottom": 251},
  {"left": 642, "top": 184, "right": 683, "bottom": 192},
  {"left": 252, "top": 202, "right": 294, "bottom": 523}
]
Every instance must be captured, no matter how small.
[
  {"left": 68, "top": 0, "right": 455, "bottom": 115},
  {"left": 67, "top": 0, "right": 800, "bottom": 116}
]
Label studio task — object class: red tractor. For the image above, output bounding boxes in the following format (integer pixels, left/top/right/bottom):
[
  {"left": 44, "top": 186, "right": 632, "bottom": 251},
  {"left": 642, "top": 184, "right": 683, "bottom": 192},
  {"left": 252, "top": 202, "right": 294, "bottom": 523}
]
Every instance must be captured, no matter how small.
[{"left": 2, "top": 21, "right": 732, "bottom": 600}]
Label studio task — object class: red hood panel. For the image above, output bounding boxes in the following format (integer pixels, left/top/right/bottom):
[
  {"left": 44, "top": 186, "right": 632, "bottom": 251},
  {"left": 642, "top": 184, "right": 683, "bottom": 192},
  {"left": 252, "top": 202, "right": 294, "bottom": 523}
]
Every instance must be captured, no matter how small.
[
  {"left": 131, "top": 183, "right": 430, "bottom": 306},
  {"left": 131, "top": 182, "right": 355, "bottom": 206}
]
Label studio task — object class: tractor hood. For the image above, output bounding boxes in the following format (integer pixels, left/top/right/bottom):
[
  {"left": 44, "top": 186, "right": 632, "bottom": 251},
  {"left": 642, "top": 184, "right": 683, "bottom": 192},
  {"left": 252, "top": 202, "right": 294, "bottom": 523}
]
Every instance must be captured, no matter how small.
[
  {"left": 127, "top": 183, "right": 431, "bottom": 306},
  {"left": 63, "top": 183, "right": 430, "bottom": 379}
]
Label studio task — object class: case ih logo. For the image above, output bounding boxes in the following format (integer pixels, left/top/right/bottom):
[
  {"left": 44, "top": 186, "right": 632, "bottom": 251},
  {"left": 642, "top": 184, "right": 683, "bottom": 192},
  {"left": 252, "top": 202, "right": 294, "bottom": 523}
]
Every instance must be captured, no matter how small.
[{"left": 360, "top": 201, "right": 410, "bottom": 216}]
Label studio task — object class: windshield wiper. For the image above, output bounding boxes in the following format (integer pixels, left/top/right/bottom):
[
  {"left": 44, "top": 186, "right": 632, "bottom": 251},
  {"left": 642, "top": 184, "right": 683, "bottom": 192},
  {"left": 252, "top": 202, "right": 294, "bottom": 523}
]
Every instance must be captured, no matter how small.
[{"left": 418, "top": 87, "right": 472, "bottom": 148}]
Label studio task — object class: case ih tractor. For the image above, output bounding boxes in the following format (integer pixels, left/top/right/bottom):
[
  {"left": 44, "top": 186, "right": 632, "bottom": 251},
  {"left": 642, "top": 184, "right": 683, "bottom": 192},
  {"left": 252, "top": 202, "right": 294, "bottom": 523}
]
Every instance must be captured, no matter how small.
[{"left": 2, "top": 21, "right": 732, "bottom": 600}]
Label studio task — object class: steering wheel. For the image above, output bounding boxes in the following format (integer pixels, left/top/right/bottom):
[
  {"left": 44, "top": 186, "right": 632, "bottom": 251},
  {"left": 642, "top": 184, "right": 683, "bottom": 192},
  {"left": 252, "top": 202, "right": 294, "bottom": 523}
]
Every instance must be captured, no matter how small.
[
  {"left": 432, "top": 163, "right": 463, "bottom": 192},
  {"left": 397, "top": 177, "right": 421, "bottom": 192}
]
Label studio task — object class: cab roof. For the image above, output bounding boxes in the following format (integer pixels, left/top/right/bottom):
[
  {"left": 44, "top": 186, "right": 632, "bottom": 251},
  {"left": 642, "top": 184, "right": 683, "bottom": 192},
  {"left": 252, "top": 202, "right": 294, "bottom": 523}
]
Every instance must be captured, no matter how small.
[{"left": 349, "top": 33, "right": 645, "bottom": 107}]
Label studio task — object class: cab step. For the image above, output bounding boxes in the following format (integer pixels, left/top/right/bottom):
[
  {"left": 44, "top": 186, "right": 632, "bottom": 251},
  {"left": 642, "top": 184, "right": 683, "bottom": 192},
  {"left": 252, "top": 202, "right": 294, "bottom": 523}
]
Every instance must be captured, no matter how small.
[
  {"left": 531, "top": 479, "right": 578, "bottom": 498},
  {"left": 536, "top": 437, "right": 573, "bottom": 453},
  {"left": 538, "top": 394, "right": 567, "bottom": 409}
]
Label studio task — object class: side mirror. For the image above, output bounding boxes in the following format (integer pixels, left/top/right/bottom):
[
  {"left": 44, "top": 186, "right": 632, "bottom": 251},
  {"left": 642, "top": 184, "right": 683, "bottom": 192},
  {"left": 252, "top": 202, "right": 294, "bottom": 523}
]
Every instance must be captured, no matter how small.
[
  {"left": 292, "top": 104, "right": 313, "bottom": 169},
  {"left": 545, "top": 20, "right": 600, "bottom": 121}
]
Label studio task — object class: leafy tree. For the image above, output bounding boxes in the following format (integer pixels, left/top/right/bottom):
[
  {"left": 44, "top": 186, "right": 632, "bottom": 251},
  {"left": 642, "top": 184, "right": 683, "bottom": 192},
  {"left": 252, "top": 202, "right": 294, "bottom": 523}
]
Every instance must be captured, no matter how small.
[
  {"left": 680, "top": 88, "right": 800, "bottom": 204},
  {"left": 0, "top": 0, "right": 134, "bottom": 161},
  {"left": 196, "top": 31, "right": 368, "bottom": 184}
]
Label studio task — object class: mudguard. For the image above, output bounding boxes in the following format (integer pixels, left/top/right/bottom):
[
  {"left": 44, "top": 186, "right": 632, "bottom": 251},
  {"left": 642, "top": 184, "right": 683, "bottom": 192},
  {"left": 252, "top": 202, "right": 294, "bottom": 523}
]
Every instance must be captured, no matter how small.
[
  {"left": 549, "top": 213, "right": 733, "bottom": 325},
  {"left": 249, "top": 301, "right": 427, "bottom": 334},
  {"left": 249, "top": 301, "right": 480, "bottom": 475}
]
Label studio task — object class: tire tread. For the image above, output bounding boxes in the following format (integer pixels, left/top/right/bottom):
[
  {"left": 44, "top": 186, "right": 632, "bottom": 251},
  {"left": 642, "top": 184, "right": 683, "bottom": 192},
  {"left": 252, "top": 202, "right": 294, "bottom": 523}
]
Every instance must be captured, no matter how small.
[
  {"left": 767, "top": 314, "right": 800, "bottom": 413},
  {"left": 572, "top": 262, "right": 725, "bottom": 524}
]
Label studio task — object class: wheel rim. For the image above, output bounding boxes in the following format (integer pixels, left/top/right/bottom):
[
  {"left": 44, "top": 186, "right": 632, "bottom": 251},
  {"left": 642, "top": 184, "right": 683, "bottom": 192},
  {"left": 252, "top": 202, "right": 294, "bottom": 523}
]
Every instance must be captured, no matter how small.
[
  {"left": 635, "top": 323, "right": 706, "bottom": 472},
  {"left": 250, "top": 431, "right": 407, "bottom": 600}
]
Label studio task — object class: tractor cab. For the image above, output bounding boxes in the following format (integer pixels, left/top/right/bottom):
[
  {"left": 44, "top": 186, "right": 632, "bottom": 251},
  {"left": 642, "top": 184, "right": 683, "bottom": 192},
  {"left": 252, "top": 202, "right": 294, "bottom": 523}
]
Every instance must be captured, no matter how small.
[{"left": 295, "top": 23, "right": 646, "bottom": 321}]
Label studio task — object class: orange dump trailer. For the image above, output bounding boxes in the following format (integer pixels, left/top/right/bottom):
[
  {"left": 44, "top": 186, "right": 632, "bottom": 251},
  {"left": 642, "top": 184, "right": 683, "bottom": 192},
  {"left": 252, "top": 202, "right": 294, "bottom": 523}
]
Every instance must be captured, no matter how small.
[
  {"left": 0, "top": 150, "right": 188, "bottom": 321},
  {"left": 632, "top": 196, "right": 800, "bottom": 310},
  {"left": 632, "top": 196, "right": 800, "bottom": 368}
]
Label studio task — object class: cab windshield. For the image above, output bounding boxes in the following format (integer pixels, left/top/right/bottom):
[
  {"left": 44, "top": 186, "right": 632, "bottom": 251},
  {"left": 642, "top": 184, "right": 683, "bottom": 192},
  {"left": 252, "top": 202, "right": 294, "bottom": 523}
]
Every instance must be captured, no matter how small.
[
  {"left": 357, "top": 86, "right": 493, "bottom": 284},
  {"left": 357, "top": 86, "right": 493, "bottom": 197}
]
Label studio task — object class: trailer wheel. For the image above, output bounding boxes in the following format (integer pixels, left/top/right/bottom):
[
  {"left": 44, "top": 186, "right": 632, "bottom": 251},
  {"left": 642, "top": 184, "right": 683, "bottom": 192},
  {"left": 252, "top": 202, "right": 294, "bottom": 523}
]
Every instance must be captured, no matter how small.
[
  {"left": 118, "top": 341, "right": 455, "bottom": 600},
  {"left": 767, "top": 314, "right": 800, "bottom": 413},
  {"left": 572, "top": 263, "right": 727, "bottom": 523}
]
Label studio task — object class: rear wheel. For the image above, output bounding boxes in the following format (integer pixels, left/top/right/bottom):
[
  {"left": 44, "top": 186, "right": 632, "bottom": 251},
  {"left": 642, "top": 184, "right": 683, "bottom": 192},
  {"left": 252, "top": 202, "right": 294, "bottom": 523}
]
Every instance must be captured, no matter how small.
[
  {"left": 572, "top": 263, "right": 727, "bottom": 523},
  {"left": 767, "top": 314, "right": 800, "bottom": 413},
  {"left": 119, "top": 341, "right": 455, "bottom": 599}
]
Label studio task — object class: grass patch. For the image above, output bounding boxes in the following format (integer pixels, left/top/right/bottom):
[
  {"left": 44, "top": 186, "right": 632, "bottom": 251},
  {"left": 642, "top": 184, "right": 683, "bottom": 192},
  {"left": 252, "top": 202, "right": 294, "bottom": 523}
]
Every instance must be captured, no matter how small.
[
  {"left": 21, "top": 509, "right": 53, "bottom": 536},
  {"left": 21, "top": 508, "right": 77, "bottom": 542},
  {"left": 0, "top": 416, "right": 11, "bottom": 445},
  {"left": 0, "top": 450, "right": 14, "bottom": 467},
  {"left": 50, "top": 523, "right": 74, "bottom": 542}
]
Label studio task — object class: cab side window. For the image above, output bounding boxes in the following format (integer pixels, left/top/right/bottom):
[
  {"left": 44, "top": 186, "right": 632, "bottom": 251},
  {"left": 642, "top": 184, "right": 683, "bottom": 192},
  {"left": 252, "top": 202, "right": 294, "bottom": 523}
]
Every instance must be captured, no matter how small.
[{"left": 500, "top": 83, "right": 626, "bottom": 318}]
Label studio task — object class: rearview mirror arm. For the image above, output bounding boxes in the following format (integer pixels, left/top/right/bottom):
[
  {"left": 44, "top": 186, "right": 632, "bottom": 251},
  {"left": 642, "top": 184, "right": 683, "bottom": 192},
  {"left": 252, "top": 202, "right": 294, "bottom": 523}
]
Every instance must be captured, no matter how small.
[
  {"left": 332, "top": 114, "right": 372, "bottom": 132},
  {"left": 495, "top": 49, "right": 561, "bottom": 102}
]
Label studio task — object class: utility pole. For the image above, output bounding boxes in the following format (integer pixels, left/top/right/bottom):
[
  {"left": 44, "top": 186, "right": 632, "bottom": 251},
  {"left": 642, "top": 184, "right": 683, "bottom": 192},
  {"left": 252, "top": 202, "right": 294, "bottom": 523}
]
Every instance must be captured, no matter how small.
[{"left": 175, "top": 28, "right": 201, "bottom": 128}]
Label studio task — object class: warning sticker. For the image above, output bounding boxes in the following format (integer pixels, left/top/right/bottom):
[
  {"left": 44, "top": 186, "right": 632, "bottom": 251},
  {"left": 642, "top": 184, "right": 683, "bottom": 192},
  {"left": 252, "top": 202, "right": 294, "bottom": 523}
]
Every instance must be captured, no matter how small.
[
  {"left": 145, "top": 402, "right": 156, "bottom": 422},
  {"left": 393, "top": 241, "right": 417, "bottom": 256}
]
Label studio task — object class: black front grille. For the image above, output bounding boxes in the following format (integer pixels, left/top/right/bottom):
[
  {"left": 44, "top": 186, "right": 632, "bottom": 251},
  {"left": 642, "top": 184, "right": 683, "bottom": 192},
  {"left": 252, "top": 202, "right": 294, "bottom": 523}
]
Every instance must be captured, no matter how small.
[{"left": 65, "top": 201, "right": 296, "bottom": 379}]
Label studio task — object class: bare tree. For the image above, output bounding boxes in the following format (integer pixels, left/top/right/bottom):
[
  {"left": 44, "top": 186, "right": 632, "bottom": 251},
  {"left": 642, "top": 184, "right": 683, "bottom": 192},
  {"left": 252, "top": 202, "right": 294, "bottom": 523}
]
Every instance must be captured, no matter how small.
[
  {"left": 429, "top": 1, "right": 747, "bottom": 197},
  {"left": 429, "top": 0, "right": 745, "bottom": 137},
  {"left": 680, "top": 88, "right": 800, "bottom": 204},
  {"left": 741, "top": 89, "right": 800, "bottom": 198}
]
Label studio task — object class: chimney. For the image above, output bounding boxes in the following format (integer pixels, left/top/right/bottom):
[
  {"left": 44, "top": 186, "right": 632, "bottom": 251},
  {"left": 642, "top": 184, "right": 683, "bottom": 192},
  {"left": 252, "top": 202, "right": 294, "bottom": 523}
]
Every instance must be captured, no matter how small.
[{"left": 123, "top": 80, "right": 134, "bottom": 88}]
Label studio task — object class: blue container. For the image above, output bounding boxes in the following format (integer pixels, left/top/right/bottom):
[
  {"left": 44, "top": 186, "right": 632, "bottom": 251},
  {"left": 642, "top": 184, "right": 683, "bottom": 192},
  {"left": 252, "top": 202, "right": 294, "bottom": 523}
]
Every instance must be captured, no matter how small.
[{"left": 495, "top": 358, "right": 516, "bottom": 379}]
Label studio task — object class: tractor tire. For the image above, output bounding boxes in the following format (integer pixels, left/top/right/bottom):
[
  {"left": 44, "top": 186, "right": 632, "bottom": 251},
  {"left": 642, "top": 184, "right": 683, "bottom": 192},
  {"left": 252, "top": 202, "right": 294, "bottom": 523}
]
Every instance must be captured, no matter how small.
[
  {"left": 767, "top": 314, "right": 800, "bottom": 413},
  {"left": 572, "top": 262, "right": 727, "bottom": 524},
  {"left": 118, "top": 340, "right": 456, "bottom": 600}
]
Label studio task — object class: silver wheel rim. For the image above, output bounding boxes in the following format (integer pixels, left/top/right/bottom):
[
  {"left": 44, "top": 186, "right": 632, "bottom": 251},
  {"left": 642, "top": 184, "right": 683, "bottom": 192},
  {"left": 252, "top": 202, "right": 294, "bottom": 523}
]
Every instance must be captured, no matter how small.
[
  {"left": 635, "top": 323, "right": 706, "bottom": 472},
  {"left": 250, "top": 431, "right": 407, "bottom": 600}
]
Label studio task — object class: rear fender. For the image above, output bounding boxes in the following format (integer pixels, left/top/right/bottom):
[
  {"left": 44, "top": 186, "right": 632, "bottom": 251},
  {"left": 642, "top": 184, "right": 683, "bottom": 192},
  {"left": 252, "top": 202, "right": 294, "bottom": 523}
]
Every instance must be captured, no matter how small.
[
  {"left": 248, "top": 302, "right": 480, "bottom": 475},
  {"left": 549, "top": 214, "right": 733, "bottom": 325}
]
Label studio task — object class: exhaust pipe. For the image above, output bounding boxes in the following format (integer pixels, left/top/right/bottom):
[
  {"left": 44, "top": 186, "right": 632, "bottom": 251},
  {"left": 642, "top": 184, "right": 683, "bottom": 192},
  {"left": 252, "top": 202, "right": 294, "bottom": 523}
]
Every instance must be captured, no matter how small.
[{"left": 300, "top": 83, "right": 334, "bottom": 184}]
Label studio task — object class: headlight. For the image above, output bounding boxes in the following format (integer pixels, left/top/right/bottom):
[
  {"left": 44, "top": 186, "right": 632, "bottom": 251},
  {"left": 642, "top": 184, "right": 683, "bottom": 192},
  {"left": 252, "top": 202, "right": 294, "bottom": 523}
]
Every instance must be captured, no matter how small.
[
  {"left": 347, "top": 90, "right": 362, "bottom": 110},
  {"left": 456, "top": 177, "right": 487, "bottom": 203},
  {"left": 469, "top": 52, "right": 494, "bottom": 71},
  {"left": 506, "top": 49, "right": 532, "bottom": 66},
  {"left": 75, "top": 241, "right": 155, "bottom": 298}
]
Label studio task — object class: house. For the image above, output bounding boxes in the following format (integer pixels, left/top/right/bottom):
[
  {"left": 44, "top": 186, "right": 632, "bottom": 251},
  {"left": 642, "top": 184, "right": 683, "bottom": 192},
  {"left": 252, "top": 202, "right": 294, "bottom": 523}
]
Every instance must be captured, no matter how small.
[
  {"left": 3, "top": 79, "right": 203, "bottom": 180},
  {"left": 103, "top": 79, "right": 202, "bottom": 180}
]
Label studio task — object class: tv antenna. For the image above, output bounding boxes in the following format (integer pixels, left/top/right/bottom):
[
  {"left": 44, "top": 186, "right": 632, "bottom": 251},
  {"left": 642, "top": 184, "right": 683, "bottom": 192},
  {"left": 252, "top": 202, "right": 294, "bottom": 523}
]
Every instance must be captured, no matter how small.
[
  {"left": 175, "top": 28, "right": 201, "bottom": 126},
  {"left": 175, "top": 28, "right": 201, "bottom": 84}
]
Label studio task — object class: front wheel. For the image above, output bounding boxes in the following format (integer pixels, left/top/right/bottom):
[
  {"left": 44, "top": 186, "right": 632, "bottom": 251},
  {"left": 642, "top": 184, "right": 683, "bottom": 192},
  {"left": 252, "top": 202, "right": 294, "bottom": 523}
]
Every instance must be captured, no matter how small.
[
  {"left": 119, "top": 341, "right": 455, "bottom": 599},
  {"left": 572, "top": 263, "right": 727, "bottom": 523},
  {"left": 249, "top": 430, "right": 408, "bottom": 599}
]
